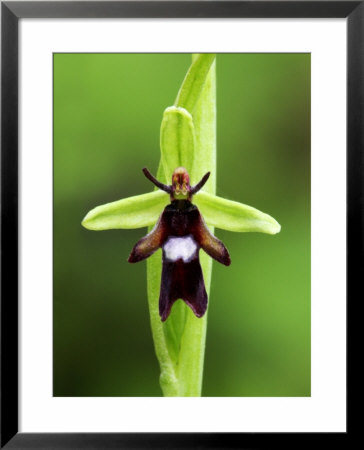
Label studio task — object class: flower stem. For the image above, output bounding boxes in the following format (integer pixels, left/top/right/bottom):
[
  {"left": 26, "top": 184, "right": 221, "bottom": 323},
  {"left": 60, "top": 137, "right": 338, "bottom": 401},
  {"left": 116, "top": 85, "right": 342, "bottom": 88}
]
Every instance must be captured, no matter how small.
[
  {"left": 146, "top": 54, "right": 216, "bottom": 396},
  {"left": 175, "top": 56, "right": 216, "bottom": 396}
]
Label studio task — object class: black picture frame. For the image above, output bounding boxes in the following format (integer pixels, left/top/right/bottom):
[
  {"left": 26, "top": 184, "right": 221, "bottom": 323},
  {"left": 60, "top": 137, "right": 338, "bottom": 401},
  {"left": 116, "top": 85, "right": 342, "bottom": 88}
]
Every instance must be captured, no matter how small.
[{"left": 1, "top": 1, "right": 358, "bottom": 448}]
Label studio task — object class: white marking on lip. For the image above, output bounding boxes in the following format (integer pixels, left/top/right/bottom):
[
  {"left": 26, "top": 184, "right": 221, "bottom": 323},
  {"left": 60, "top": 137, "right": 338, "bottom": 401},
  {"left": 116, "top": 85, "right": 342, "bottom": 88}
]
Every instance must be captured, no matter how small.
[{"left": 163, "top": 235, "right": 197, "bottom": 262}]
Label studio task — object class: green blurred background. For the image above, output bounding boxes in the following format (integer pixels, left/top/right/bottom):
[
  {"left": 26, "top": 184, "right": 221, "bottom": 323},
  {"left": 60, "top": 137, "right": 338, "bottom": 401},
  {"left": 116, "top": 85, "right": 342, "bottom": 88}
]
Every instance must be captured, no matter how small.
[{"left": 54, "top": 54, "right": 310, "bottom": 397}]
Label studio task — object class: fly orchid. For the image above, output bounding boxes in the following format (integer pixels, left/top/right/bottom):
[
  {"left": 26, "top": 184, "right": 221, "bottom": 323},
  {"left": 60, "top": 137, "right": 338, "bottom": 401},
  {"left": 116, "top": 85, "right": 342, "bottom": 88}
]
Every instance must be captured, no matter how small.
[{"left": 128, "top": 167, "right": 230, "bottom": 321}]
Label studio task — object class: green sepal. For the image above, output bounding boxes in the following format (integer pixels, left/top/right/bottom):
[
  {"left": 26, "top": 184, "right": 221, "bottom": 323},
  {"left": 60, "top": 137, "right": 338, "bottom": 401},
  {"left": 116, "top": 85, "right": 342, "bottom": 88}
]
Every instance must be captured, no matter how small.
[
  {"left": 81, "top": 190, "right": 169, "bottom": 230},
  {"left": 195, "top": 191, "right": 281, "bottom": 234}
]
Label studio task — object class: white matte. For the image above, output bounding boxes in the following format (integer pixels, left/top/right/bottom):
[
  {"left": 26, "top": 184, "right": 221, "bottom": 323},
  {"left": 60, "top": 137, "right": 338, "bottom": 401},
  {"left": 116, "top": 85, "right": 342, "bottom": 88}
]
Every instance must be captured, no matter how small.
[{"left": 20, "top": 18, "right": 346, "bottom": 433}]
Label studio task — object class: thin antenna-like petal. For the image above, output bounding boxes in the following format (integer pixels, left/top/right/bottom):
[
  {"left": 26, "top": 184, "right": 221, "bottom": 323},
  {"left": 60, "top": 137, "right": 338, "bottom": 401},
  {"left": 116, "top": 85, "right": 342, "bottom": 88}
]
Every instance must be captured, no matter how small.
[
  {"left": 190, "top": 172, "right": 210, "bottom": 195},
  {"left": 142, "top": 168, "right": 172, "bottom": 193}
]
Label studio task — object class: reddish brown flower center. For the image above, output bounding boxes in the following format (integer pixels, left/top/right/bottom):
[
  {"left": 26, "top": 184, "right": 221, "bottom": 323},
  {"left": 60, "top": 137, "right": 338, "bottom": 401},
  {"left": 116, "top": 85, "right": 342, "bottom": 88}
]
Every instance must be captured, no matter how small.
[{"left": 171, "top": 167, "right": 191, "bottom": 199}]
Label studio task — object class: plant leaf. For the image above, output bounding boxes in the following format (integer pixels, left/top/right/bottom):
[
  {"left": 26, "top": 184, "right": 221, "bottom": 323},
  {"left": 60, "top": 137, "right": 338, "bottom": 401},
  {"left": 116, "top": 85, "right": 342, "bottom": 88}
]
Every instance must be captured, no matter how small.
[
  {"left": 174, "top": 55, "right": 216, "bottom": 396},
  {"left": 160, "top": 106, "right": 195, "bottom": 180},
  {"left": 195, "top": 191, "right": 281, "bottom": 234},
  {"left": 81, "top": 190, "right": 169, "bottom": 230},
  {"left": 175, "top": 53, "right": 216, "bottom": 112}
]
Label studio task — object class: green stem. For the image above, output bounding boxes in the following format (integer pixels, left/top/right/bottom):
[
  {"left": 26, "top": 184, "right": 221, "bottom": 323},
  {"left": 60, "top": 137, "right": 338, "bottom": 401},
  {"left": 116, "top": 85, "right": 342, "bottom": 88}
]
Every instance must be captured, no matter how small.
[
  {"left": 176, "top": 56, "right": 216, "bottom": 396},
  {"left": 146, "top": 54, "right": 216, "bottom": 396}
]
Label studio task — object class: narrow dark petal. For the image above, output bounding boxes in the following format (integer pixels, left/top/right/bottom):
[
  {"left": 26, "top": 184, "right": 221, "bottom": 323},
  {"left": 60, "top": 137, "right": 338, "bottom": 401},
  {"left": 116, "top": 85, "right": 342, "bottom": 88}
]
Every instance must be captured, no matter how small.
[
  {"left": 128, "top": 245, "right": 153, "bottom": 263},
  {"left": 142, "top": 167, "right": 172, "bottom": 194},
  {"left": 128, "top": 213, "right": 168, "bottom": 263},
  {"left": 202, "top": 238, "right": 231, "bottom": 266},
  {"left": 192, "top": 209, "right": 231, "bottom": 266},
  {"left": 190, "top": 171, "right": 210, "bottom": 195}
]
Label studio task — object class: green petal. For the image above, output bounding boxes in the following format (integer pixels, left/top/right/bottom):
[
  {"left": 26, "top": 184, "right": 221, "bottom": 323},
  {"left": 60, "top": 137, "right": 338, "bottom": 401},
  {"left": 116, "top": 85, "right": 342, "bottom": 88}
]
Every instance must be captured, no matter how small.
[
  {"left": 81, "top": 190, "right": 169, "bottom": 230},
  {"left": 160, "top": 106, "right": 195, "bottom": 179},
  {"left": 195, "top": 191, "right": 281, "bottom": 234}
]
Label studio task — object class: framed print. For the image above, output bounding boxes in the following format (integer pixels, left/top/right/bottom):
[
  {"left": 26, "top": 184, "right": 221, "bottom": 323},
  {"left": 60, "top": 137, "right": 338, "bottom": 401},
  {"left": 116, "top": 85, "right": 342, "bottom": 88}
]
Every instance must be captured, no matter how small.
[{"left": 1, "top": 1, "right": 359, "bottom": 448}]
